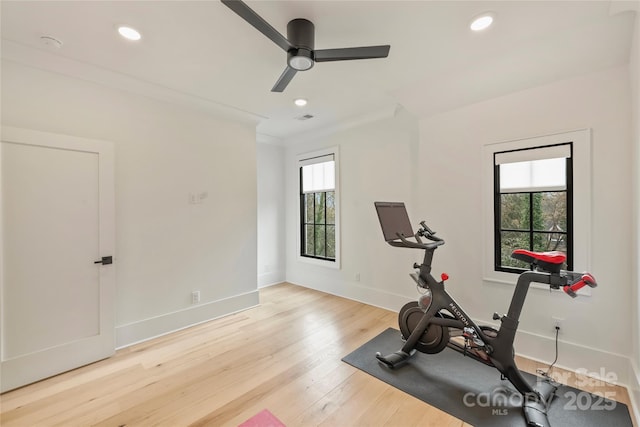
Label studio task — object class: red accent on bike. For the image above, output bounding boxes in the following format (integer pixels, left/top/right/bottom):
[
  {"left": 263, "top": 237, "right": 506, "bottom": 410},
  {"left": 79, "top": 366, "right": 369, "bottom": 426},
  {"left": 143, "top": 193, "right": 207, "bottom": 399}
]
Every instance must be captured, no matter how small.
[
  {"left": 564, "top": 281, "right": 585, "bottom": 298},
  {"left": 563, "top": 273, "right": 598, "bottom": 298},
  {"left": 581, "top": 273, "right": 597, "bottom": 287},
  {"left": 512, "top": 249, "right": 566, "bottom": 265},
  {"left": 441, "top": 273, "right": 449, "bottom": 282}
]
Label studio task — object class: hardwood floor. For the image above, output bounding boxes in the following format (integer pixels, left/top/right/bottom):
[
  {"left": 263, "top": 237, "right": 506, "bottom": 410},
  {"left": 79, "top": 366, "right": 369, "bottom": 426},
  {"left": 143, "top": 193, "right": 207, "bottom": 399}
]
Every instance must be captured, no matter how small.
[{"left": 0, "top": 282, "right": 634, "bottom": 426}]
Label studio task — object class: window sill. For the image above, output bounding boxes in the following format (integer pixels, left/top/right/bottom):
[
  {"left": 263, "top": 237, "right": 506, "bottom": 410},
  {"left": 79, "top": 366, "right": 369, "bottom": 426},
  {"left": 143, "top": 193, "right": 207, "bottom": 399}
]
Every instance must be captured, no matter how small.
[{"left": 297, "top": 254, "right": 341, "bottom": 270}]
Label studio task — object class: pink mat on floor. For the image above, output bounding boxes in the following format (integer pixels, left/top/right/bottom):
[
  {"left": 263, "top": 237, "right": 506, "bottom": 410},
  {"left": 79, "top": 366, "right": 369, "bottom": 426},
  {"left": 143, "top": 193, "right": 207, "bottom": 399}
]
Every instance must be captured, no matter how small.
[{"left": 238, "top": 409, "right": 286, "bottom": 427}]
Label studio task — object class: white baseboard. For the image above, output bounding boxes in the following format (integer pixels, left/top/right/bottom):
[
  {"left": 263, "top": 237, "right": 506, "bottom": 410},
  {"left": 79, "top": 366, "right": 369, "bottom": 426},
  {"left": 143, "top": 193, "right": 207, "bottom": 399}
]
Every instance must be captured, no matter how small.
[
  {"left": 288, "top": 279, "right": 410, "bottom": 313},
  {"left": 258, "top": 271, "right": 285, "bottom": 288},
  {"left": 502, "top": 326, "right": 632, "bottom": 386},
  {"left": 258, "top": 280, "right": 285, "bottom": 289},
  {"left": 115, "top": 290, "right": 259, "bottom": 348}
]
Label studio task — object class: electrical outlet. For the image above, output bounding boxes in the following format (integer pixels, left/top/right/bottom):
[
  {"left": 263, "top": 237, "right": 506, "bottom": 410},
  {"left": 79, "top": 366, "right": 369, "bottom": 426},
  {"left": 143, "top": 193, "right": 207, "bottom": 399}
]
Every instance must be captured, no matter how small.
[
  {"left": 552, "top": 316, "right": 564, "bottom": 332},
  {"left": 191, "top": 290, "right": 201, "bottom": 304}
]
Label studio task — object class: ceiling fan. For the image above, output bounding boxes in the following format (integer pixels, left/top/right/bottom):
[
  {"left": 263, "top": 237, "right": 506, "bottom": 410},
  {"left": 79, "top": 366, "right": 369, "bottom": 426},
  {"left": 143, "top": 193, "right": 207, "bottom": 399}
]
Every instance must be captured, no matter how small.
[{"left": 221, "top": 0, "right": 391, "bottom": 92}]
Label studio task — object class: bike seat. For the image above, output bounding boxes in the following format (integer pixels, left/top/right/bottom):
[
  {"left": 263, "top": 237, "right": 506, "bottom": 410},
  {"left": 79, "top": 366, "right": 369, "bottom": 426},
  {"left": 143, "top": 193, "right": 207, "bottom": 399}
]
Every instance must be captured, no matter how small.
[{"left": 511, "top": 249, "right": 566, "bottom": 273}]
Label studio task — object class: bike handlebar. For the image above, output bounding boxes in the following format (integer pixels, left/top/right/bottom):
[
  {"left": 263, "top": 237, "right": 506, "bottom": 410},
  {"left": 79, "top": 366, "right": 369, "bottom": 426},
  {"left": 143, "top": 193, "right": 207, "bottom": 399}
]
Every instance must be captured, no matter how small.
[
  {"left": 563, "top": 273, "right": 597, "bottom": 298},
  {"left": 387, "top": 221, "right": 445, "bottom": 250},
  {"left": 419, "top": 221, "right": 436, "bottom": 235}
]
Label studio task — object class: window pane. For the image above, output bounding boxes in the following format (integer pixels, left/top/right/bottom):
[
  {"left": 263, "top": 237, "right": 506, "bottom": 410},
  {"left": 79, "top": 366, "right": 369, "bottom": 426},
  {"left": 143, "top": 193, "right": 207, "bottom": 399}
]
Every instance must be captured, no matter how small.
[
  {"left": 531, "top": 193, "right": 544, "bottom": 232},
  {"left": 326, "top": 191, "right": 335, "bottom": 224},
  {"left": 551, "top": 233, "right": 567, "bottom": 253},
  {"left": 305, "top": 225, "right": 315, "bottom": 256},
  {"left": 315, "top": 225, "right": 326, "bottom": 257},
  {"left": 305, "top": 193, "right": 314, "bottom": 223},
  {"left": 500, "top": 193, "right": 530, "bottom": 230},
  {"left": 315, "top": 192, "right": 325, "bottom": 223},
  {"left": 532, "top": 229, "right": 547, "bottom": 254},
  {"left": 539, "top": 192, "right": 567, "bottom": 231},
  {"left": 326, "top": 225, "right": 335, "bottom": 258},
  {"left": 500, "top": 231, "right": 530, "bottom": 269},
  {"left": 533, "top": 232, "right": 568, "bottom": 253}
]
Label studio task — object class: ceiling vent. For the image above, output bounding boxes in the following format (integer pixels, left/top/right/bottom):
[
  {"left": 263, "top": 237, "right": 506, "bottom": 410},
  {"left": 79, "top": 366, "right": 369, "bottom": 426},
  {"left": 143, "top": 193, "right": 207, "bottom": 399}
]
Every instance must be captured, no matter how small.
[{"left": 296, "top": 114, "right": 314, "bottom": 121}]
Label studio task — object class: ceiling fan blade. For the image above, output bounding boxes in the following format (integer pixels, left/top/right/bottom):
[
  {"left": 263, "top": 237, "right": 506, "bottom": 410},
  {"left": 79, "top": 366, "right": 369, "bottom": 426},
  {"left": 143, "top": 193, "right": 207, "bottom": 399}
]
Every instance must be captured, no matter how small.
[
  {"left": 314, "top": 45, "right": 390, "bottom": 62},
  {"left": 271, "top": 66, "right": 297, "bottom": 92},
  {"left": 221, "top": 0, "right": 292, "bottom": 52}
]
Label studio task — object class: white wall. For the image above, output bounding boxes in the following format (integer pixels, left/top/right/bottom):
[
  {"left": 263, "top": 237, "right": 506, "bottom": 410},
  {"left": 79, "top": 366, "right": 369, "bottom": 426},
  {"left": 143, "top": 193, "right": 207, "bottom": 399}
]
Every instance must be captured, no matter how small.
[
  {"left": 285, "top": 107, "right": 423, "bottom": 309},
  {"left": 1, "top": 60, "right": 259, "bottom": 347},
  {"left": 419, "top": 65, "right": 632, "bottom": 381},
  {"left": 257, "top": 143, "right": 286, "bottom": 287},
  {"left": 284, "top": 66, "right": 635, "bottom": 386}
]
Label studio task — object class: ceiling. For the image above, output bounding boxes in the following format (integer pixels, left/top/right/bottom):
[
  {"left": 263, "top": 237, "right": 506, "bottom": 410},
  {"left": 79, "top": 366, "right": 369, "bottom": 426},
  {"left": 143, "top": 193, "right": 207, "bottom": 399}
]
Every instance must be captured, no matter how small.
[{"left": 1, "top": 1, "right": 637, "bottom": 142}]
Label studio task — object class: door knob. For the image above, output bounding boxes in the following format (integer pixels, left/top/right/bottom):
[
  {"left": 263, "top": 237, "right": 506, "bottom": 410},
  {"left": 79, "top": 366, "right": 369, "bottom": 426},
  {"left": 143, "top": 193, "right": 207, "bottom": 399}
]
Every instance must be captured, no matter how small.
[{"left": 94, "top": 256, "right": 113, "bottom": 265}]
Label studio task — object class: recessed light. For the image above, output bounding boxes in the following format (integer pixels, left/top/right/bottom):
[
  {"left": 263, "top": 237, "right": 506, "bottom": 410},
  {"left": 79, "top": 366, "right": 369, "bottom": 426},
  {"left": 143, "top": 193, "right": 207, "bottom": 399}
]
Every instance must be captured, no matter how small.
[
  {"left": 294, "top": 98, "right": 308, "bottom": 107},
  {"left": 470, "top": 13, "right": 494, "bottom": 31},
  {"left": 118, "top": 26, "right": 142, "bottom": 41}
]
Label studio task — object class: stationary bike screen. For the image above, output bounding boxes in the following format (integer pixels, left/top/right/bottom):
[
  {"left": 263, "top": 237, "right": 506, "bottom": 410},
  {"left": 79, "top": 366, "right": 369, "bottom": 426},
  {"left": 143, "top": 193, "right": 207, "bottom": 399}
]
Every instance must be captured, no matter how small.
[{"left": 374, "top": 202, "right": 415, "bottom": 242}]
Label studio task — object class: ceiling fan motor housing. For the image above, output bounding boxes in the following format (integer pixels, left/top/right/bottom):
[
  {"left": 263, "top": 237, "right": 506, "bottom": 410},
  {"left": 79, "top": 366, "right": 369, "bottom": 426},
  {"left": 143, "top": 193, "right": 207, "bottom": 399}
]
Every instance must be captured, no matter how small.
[
  {"left": 287, "top": 18, "right": 315, "bottom": 70},
  {"left": 287, "top": 18, "right": 314, "bottom": 50}
]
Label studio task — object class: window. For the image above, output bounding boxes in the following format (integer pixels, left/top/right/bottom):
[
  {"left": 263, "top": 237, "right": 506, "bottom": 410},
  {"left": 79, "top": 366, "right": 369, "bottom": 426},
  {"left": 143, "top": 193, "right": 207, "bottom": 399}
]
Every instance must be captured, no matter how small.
[
  {"left": 482, "top": 129, "right": 591, "bottom": 288},
  {"left": 299, "top": 151, "right": 338, "bottom": 263},
  {"left": 494, "top": 144, "right": 573, "bottom": 273}
]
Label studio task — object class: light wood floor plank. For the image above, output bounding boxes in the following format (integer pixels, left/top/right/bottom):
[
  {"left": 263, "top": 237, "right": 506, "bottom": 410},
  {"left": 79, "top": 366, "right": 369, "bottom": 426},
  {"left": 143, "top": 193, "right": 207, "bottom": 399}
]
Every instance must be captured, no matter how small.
[{"left": 0, "top": 282, "right": 634, "bottom": 427}]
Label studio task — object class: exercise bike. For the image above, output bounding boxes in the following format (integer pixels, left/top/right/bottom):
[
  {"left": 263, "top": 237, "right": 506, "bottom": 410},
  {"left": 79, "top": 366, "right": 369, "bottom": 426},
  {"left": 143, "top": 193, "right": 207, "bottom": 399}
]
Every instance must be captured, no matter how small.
[{"left": 373, "top": 202, "right": 597, "bottom": 427}]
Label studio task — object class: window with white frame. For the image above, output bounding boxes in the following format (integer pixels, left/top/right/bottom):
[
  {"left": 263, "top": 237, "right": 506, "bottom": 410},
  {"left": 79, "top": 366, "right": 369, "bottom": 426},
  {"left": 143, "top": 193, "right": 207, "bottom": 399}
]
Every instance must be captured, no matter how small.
[
  {"left": 299, "top": 151, "right": 338, "bottom": 262},
  {"left": 483, "top": 129, "right": 591, "bottom": 286}
]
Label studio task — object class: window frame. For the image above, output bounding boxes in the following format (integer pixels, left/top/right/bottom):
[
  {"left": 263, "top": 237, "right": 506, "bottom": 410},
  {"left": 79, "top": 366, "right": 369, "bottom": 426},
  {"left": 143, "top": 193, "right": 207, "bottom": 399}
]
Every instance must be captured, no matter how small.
[
  {"left": 493, "top": 143, "right": 574, "bottom": 273},
  {"left": 482, "top": 129, "right": 591, "bottom": 293},
  {"left": 297, "top": 147, "right": 340, "bottom": 269}
]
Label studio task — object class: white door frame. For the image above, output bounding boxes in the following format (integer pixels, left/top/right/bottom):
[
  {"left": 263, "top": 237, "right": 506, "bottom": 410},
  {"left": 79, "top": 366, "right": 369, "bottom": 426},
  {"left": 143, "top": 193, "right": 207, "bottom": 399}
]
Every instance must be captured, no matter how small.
[{"left": 0, "top": 126, "right": 116, "bottom": 392}]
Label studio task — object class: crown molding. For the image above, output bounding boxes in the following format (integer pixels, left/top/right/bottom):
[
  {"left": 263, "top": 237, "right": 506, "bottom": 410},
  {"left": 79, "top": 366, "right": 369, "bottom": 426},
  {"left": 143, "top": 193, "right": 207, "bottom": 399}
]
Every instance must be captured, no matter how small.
[
  {"left": 256, "top": 133, "right": 284, "bottom": 146},
  {"left": 1, "top": 39, "right": 264, "bottom": 127}
]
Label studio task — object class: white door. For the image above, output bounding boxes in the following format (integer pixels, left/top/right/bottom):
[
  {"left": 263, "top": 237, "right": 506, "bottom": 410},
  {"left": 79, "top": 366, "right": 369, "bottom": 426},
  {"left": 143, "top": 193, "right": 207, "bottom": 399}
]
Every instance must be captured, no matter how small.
[{"left": 0, "top": 127, "right": 115, "bottom": 392}]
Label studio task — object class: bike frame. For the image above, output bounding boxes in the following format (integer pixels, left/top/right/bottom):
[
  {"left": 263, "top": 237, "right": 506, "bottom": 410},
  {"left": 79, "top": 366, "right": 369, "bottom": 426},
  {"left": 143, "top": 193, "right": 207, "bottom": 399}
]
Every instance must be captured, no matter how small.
[
  {"left": 374, "top": 201, "right": 595, "bottom": 426},
  {"left": 400, "top": 244, "right": 571, "bottom": 397}
]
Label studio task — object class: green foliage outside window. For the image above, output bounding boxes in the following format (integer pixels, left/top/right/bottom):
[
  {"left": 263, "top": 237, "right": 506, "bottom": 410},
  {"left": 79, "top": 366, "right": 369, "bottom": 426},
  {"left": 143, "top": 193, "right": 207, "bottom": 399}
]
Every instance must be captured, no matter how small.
[
  {"left": 499, "top": 192, "right": 568, "bottom": 270},
  {"left": 302, "top": 191, "right": 335, "bottom": 260}
]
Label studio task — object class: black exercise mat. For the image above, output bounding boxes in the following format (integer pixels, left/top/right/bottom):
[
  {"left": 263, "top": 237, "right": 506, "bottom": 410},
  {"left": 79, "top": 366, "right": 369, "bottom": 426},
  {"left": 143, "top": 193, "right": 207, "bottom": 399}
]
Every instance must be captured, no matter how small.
[{"left": 342, "top": 328, "right": 633, "bottom": 427}]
